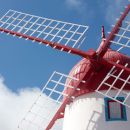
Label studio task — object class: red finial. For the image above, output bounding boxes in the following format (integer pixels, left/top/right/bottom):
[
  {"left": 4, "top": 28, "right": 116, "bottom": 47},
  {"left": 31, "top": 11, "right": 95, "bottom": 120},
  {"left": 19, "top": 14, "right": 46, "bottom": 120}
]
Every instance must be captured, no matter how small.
[
  {"left": 101, "top": 26, "right": 105, "bottom": 39},
  {"left": 96, "top": 26, "right": 106, "bottom": 54}
]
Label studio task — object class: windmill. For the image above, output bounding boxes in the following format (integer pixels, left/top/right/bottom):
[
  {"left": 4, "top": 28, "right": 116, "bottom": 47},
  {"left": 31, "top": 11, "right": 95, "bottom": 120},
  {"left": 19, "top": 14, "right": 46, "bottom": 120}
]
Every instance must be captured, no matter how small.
[{"left": 0, "top": 4, "right": 130, "bottom": 130}]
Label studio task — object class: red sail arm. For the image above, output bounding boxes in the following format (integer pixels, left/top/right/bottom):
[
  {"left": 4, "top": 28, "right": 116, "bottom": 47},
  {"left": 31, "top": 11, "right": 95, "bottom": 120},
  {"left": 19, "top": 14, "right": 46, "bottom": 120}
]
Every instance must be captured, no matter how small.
[
  {"left": 45, "top": 67, "right": 94, "bottom": 130},
  {"left": 0, "top": 27, "right": 130, "bottom": 74},
  {"left": 0, "top": 26, "right": 130, "bottom": 75},
  {"left": 0, "top": 27, "right": 96, "bottom": 58},
  {"left": 98, "top": 4, "right": 130, "bottom": 57},
  {"left": 101, "top": 59, "right": 130, "bottom": 73}
]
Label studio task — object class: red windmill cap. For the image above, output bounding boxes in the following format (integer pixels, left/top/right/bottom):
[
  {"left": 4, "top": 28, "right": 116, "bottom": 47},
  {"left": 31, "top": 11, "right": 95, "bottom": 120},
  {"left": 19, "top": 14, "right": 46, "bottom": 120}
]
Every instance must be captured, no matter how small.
[{"left": 65, "top": 49, "right": 130, "bottom": 98}]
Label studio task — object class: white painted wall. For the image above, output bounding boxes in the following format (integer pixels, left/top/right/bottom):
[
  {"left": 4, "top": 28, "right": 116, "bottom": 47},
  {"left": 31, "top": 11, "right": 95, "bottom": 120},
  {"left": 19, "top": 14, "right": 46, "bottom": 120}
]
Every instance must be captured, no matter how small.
[{"left": 63, "top": 91, "right": 130, "bottom": 130}]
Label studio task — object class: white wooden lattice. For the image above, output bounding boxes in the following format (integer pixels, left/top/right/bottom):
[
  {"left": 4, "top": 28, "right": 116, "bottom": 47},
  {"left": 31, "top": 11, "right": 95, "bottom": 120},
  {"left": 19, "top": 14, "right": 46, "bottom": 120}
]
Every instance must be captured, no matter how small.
[
  {"left": 96, "top": 60, "right": 130, "bottom": 108},
  {"left": 18, "top": 71, "right": 85, "bottom": 130},
  {"left": 109, "top": 8, "right": 130, "bottom": 55},
  {"left": 0, "top": 10, "right": 89, "bottom": 49}
]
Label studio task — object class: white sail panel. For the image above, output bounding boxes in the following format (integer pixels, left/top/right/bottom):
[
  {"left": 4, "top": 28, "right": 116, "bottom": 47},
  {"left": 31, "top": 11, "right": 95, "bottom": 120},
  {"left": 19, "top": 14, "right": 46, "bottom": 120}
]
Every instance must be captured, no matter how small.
[
  {"left": 109, "top": 8, "right": 130, "bottom": 56},
  {"left": 96, "top": 60, "right": 130, "bottom": 108},
  {"left": 0, "top": 10, "right": 89, "bottom": 49},
  {"left": 18, "top": 71, "right": 85, "bottom": 130}
]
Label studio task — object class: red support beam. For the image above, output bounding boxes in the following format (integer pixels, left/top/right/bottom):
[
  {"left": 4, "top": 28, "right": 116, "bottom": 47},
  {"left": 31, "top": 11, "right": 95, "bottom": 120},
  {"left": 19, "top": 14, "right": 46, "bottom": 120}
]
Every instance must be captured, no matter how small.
[
  {"left": 0, "top": 6, "right": 130, "bottom": 130},
  {"left": 0, "top": 27, "right": 96, "bottom": 59},
  {"left": 98, "top": 4, "right": 130, "bottom": 57},
  {"left": 45, "top": 67, "right": 94, "bottom": 130},
  {"left": 0, "top": 27, "right": 130, "bottom": 75}
]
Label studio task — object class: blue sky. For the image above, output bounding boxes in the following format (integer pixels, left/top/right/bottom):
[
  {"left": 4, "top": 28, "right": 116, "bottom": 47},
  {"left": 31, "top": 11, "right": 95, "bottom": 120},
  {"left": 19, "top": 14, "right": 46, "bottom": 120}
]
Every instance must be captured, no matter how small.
[
  {"left": 0, "top": 1, "right": 129, "bottom": 130},
  {"left": 0, "top": 0, "right": 129, "bottom": 92}
]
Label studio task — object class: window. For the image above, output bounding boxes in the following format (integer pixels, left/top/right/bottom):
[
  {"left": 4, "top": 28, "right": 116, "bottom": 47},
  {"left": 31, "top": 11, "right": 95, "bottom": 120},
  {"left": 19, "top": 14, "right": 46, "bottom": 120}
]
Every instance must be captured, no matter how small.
[{"left": 104, "top": 97, "right": 127, "bottom": 121}]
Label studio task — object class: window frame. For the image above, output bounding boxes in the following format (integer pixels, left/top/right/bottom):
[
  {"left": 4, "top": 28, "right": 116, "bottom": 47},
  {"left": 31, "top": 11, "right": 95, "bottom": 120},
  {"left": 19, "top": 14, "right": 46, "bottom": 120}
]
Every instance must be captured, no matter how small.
[{"left": 104, "top": 97, "right": 127, "bottom": 121}]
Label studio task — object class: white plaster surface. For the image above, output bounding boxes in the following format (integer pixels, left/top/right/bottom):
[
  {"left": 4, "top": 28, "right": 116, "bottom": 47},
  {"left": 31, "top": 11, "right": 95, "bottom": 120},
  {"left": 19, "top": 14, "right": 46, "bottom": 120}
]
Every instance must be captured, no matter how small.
[{"left": 63, "top": 91, "right": 130, "bottom": 130}]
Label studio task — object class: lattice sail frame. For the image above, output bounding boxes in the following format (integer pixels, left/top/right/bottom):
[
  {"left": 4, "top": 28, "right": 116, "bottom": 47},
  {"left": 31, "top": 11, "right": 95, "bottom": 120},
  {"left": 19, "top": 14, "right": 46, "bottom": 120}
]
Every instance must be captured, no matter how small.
[
  {"left": 96, "top": 60, "right": 130, "bottom": 108},
  {"left": 109, "top": 7, "right": 130, "bottom": 55},
  {"left": 18, "top": 71, "right": 85, "bottom": 130},
  {"left": 0, "top": 9, "right": 89, "bottom": 49}
]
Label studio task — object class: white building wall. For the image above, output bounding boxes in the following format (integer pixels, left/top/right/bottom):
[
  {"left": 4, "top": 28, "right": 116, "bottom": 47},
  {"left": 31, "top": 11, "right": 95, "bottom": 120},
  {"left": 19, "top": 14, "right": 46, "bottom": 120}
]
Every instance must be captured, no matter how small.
[{"left": 63, "top": 91, "right": 130, "bottom": 130}]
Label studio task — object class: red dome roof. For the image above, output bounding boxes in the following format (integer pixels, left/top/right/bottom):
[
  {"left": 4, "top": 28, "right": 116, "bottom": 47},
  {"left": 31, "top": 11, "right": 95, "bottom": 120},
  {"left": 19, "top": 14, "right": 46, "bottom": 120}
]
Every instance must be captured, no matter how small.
[{"left": 65, "top": 49, "right": 130, "bottom": 97}]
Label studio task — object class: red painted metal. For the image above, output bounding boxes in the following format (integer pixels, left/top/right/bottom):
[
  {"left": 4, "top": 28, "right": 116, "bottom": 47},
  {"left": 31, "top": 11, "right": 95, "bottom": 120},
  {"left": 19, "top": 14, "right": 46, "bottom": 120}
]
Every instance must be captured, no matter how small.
[
  {"left": 96, "top": 26, "right": 106, "bottom": 55},
  {"left": 45, "top": 67, "right": 94, "bottom": 130},
  {"left": 0, "top": 5, "right": 130, "bottom": 130},
  {"left": 46, "top": 49, "right": 130, "bottom": 130},
  {"left": 0, "top": 27, "right": 96, "bottom": 59},
  {"left": 0, "top": 27, "right": 130, "bottom": 74},
  {"left": 31, "top": 5, "right": 130, "bottom": 130},
  {"left": 102, "top": 59, "right": 130, "bottom": 73},
  {"left": 98, "top": 4, "right": 130, "bottom": 57},
  {"left": 101, "top": 26, "right": 105, "bottom": 39},
  {"left": 64, "top": 49, "right": 130, "bottom": 98}
]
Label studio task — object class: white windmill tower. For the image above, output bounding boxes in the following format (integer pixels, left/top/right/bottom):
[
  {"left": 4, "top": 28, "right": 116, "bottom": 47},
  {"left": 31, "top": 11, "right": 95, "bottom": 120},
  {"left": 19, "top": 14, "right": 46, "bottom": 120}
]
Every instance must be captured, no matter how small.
[{"left": 0, "top": 4, "right": 130, "bottom": 130}]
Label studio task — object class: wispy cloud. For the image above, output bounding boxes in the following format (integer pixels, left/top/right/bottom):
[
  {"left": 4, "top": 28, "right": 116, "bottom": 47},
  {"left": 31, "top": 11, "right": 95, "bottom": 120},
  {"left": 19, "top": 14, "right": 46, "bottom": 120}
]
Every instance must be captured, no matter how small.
[
  {"left": 0, "top": 76, "right": 62, "bottom": 130},
  {"left": 105, "top": 0, "right": 128, "bottom": 24},
  {"left": 65, "top": 0, "right": 87, "bottom": 12},
  {"left": 65, "top": 0, "right": 129, "bottom": 23},
  {"left": 66, "top": 0, "right": 83, "bottom": 8},
  {"left": 0, "top": 76, "right": 41, "bottom": 130}
]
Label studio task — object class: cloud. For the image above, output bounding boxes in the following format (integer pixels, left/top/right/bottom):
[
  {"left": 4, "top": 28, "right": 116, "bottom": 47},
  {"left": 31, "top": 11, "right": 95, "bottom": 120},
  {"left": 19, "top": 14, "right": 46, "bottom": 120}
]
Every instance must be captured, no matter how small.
[
  {"left": 0, "top": 76, "right": 41, "bottom": 130},
  {"left": 65, "top": 0, "right": 129, "bottom": 23},
  {"left": 0, "top": 76, "right": 62, "bottom": 130},
  {"left": 18, "top": 93, "right": 63, "bottom": 130},
  {"left": 105, "top": 0, "right": 128, "bottom": 24},
  {"left": 66, "top": 0, "right": 82, "bottom": 8},
  {"left": 65, "top": 0, "right": 87, "bottom": 12}
]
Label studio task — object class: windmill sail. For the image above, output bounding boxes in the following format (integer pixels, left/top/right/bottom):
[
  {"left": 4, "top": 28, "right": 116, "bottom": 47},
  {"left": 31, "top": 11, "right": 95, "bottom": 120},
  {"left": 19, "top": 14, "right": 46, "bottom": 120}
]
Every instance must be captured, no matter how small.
[
  {"left": 96, "top": 5, "right": 130, "bottom": 108},
  {"left": 18, "top": 71, "right": 85, "bottom": 130},
  {"left": 96, "top": 60, "right": 130, "bottom": 108},
  {"left": 0, "top": 4, "right": 130, "bottom": 130},
  {"left": 0, "top": 9, "right": 89, "bottom": 50},
  {"left": 109, "top": 10, "right": 130, "bottom": 55},
  {"left": 105, "top": 5, "right": 130, "bottom": 56}
]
